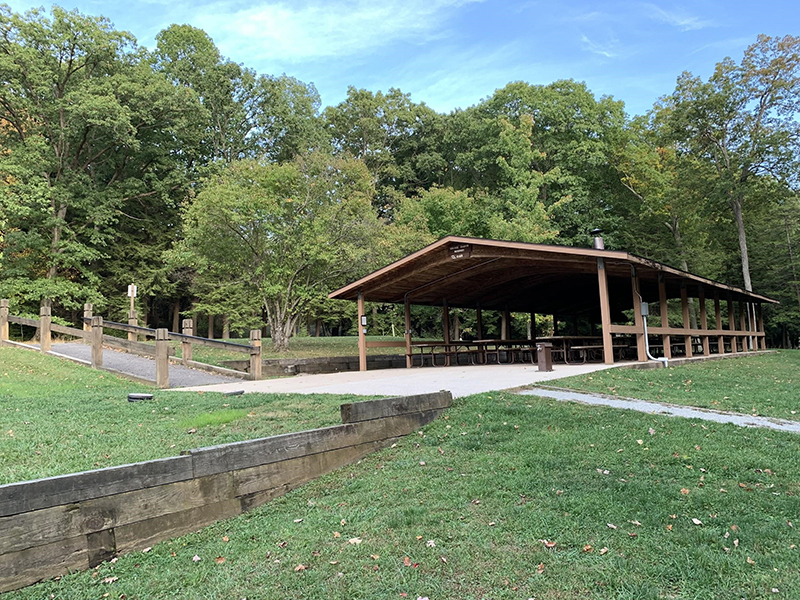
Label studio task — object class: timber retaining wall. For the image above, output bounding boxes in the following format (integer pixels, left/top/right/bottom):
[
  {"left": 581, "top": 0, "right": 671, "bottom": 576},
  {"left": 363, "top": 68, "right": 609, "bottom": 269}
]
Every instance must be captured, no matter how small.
[{"left": 0, "top": 391, "right": 452, "bottom": 592}]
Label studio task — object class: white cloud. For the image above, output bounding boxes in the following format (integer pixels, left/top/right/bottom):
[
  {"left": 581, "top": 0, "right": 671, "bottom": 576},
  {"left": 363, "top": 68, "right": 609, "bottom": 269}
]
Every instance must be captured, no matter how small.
[
  {"left": 185, "top": 0, "right": 484, "bottom": 63},
  {"left": 580, "top": 34, "right": 618, "bottom": 58},
  {"left": 644, "top": 4, "right": 716, "bottom": 31}
]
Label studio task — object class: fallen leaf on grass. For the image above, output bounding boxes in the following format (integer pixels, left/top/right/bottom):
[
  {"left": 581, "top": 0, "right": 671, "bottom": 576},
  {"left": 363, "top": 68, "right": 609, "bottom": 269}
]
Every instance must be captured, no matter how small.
[
  {"left": 583, "top": 544, "right": 593, "bottom": 552},
  {"left": 539, "top": 539, "right": 556, "bottom": 548},
  {"left": 333, "top": 532, "right": 341, "bottom": 538},
  {"left": 403, "top": 556, "right": 412, "bottom": 567},
  {"left": 666, "top": 524, "right": 673, "bottom": 531},
  {"left": 680, "top": 488, "right": 690, "bottom": 495},
  {"left": 692, "top": 518, "right": 703, "bottom": 525},
  {"left": 187, "top": 428, "right": 197, "bottom": 434},
  {"left": 215, "top": 556, "right": 225, "bottom": 564},
  {"left": 222, "top": 536, "right": 229, "bottom": 542},
  {"left": 102, "top": 576, "right": 118, "bottom": 584},
  {"left": 440, "top": 556, "right": 447, "bottom": 563},
  {"left": 746, "top": 556, "right": 755, "bottom": 565},
  {"left": 294, "top": 564, "right": 307, "bottom": 572},
  {"left": 348, "top": 538, "right": 362, "bottom": 545},
  {"left": 629, "top": 520, "right": 641, "bottom": 527},
  {"left": 371, "top": 554, "right": 380, "bottom": 560},
  {"left": 536, "top": 562, "right": 545, "bottom": 574},
  {"left": 426, "top": 540, "right": 436, "bottom": 547},
  {"left": 293, "top": 518, "right": 303, "bottom": 523},
  {"left": 648, "top": 428, "right": 656, "bottom": 435},
  {"left": 607, "top": 523, "right": 617, "bottom": 530},
  {"left": 192, "top": 555, "right": 201, "bottom": 562},
  {"left": 599, "top": 547, "right": 609, "bottom": 555},
  {"left": 637, "top": 439, "right": 643, "bottom": 445},
  {"left": 142, "top": 547, "right": 151, "bottom": 553}
]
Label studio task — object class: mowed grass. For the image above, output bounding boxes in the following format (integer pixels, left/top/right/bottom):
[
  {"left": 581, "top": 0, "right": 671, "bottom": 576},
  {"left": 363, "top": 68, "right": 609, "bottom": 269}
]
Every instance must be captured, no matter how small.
[
  {"left": 7, "top": 389, "right": 799, "bottom": 600},
  {"left": 0, "top": 348, "right": 362, "bottom": 484},
  {"left": 553, "top": 350, "right": 800, "bottom": 421}
]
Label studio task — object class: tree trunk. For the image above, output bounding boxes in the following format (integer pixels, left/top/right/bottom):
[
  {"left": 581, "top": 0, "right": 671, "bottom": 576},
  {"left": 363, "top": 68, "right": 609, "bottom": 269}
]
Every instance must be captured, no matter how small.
[
  {"left": 784, "top": 215, "right": 800, "bottom": 314},
  {"left": 172, "top": 298, "right": 180, "bottom": 332},
  {"left": 730, "top": 196, "right": 753, "bottom": 291},
  {"left": 222, "top": 315, "right": 230, "bottom": 339}
]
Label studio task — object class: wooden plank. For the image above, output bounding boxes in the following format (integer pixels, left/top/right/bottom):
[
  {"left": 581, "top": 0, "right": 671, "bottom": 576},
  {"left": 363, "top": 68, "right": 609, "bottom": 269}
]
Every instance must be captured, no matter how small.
[
  {"left": 0, "top": 472, "right": 233, "bottom": 555},
  {"left": 728, "top": 299, "right": 738, "bottom": 353},
  {"left": 169, "top": 332, "right": 251, "bottom": 351},
  {"left": 0, "top": 533, "right": 88, "bottom": 593},
  {"left": 6, "top": 315, "right": 38, "bottom": 327},
  {"left": 86, "top": 528, "right": 116, "bottom": 568},
  {"left": 114, "top": 498, "right": 242, "bottom": 554},
  {"left": 596, "top": 258, "right": 614, "bottom": 365},
  {"left": 715, "top": 294, "right": 724, "bottom": 355},
  {"left": 189, "top": 409, "right": 443, "bottom": 479},
  {"left": 341, "top": 391, "right": 452, "bottom": 423},
  {"left": 50, "top": 323, "right": 85, "bottom": 338},
  {"left": 0, "top": 455, "right": 193, "bottom": 518},
  {"left": 234, "top": 438, "right": 394, "bottom": 498}
]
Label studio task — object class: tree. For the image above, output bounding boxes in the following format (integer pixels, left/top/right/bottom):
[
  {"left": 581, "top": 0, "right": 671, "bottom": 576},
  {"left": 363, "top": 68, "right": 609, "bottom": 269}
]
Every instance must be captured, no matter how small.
[
  {"left": 181, "top": 153, "right": 382, "bottom": 351},
  {"left": 0, "top": 6, "right": 195, "bottom": 312},
  {"left": 663, "top": 35, "right": 800, "bottom": 291}
]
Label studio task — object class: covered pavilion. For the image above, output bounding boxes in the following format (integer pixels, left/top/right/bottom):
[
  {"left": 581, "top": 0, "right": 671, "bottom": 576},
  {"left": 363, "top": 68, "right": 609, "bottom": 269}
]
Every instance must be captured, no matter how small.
[{"left": 328, "top": 236, "right": 776, "bottom": 370}]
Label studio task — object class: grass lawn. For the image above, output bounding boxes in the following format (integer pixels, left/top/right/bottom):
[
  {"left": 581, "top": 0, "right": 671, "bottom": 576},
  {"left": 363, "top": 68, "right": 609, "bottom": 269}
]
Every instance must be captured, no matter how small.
[
  {"left": 0, "top": 348, "right": 363, "bottom": 484},
  {"left": 5, "top": 387, "right": 800, "bottom": 598},
  {"left": 551, "top": 350, "right": 800, "bottom": 422}
]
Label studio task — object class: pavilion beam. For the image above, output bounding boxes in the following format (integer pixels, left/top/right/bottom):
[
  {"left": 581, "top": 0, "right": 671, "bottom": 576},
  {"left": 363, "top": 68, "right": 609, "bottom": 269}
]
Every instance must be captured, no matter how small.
[
  {"left": 631, "top": 268, "right": 647, "bottom": 362},
  {"left": 714, "top": 293, "right": 724, "bottom": 354},
  {"left": 658, "top": 275, "right": 671, "bottom": 359},
  {"left": 597, "top": 258, "right": 614, "bottom": 365},
  {"left": 699, "top": 287, "right": 710, "bottom": 356},
  {"left": 357, "top": 291, "right": 367, "bottom": 371},
  {"left": 681, "top": 284, "right": 693, "bottom": 358},
  {"left": 443, "top": 301, "right": 451, "bottom": 366},
  {"left": 728, "top": 298, "right": 738, "bottom": 353},
  {"left": 404, "top": 296, "right": 412, "bottom": 368}
]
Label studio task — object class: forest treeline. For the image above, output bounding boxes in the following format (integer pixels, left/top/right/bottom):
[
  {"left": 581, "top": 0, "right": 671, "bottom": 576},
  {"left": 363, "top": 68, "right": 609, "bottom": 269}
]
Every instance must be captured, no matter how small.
[{"left": 1, "top": 6, "right": 799, "bottom": 349}]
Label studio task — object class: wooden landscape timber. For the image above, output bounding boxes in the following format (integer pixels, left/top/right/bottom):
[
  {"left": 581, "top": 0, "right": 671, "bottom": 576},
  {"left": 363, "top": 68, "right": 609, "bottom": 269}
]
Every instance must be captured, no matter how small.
[
  {"left": 0, "top": 391, "right": 453, "bottom": 593},
  {"left": 0, "top": 305, "right": 260, "bottom": 388},
  {"left": 329, "top": 236, "right": 777, "bottom": 371}
]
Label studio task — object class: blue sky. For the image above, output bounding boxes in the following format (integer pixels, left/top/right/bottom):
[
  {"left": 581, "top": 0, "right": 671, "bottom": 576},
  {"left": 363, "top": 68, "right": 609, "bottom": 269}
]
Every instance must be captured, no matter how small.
[{"left": 4, "top": 0, "right": 799, "bottom": 116}]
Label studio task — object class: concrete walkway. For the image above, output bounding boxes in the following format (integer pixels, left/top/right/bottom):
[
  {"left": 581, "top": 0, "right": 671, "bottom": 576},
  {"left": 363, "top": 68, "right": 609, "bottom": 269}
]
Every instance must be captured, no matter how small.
[
  {"left": 174, "top": 362, "right": 620, "bottom": 397},
  {"left": 519, "top": 387, "right": 800, "bottom": 433},
  {"left": 32, "top": 342, "right": 241, "bottom": 388}
]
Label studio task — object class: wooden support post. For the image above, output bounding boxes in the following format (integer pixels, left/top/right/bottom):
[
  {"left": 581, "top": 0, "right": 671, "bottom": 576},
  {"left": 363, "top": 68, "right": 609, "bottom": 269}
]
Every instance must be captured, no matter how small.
[
  {"left": 357, "top": 291, "right": 367, "bottom": 372},
  {"left": 748, "top": 303, "right": 757, "bottom": 351},
  {"left": 404, "top": 297, "right": 412, "bottom": 368},
  {"left": 0, "top": 299, "right": 9, "bottom": 343},
  {"left": 699, "top": 288, "right": 710, "bottom": 356},
  {"left": 739, "top": 301, "right": 747, "bottom": 352},
  {"left": 127, "top": 310, "right": 138, "bottom": 342},
  {"left": 658, "top": 276, "right": 671, "bottom": 359},
  {"left": 714, "top": 294, "right": 723, "bottom": 354},
  {"left": 476, "top": 307, "right": 484, "bottom": 340},
  {"left": 597, "top": 258, "right": 614, "bottom": 365},
  {"left": 630, "top": 269, "right": 647, "bottom": 362},
  {"left": 530, "top": 312, "right": 537, "bottom": 342},
  {"left": 208, "top": 314, "right": 215, "bottom": 340},
  {"left": 39, "top": 306, "right": 52, "bottom": 353},
  {"left": 728, "top": 299, "right": 737, "bottom": 353},
  {"left": 181, "top": 319, "right": 193, "bottom": 365},
  {"left": 91, "top": 316, "right": 103, "bottom": 368},
  {"left": 155, "top": 328, "right": 169, "bottom": 389},
  {"left": 249, "top": 329, "right": 262, "bottom": 380},
  {"left": 681, "top": 285, "right": 692, "bottom": 358},
  {"left": 443, "top": 301, "right": 451, "bottom": 366},
  {"left": 83, "top": 303, "right": 93, "bottom": 341},
  {"left": 758, "top": 304, "right": 766, "bottom": 350}
]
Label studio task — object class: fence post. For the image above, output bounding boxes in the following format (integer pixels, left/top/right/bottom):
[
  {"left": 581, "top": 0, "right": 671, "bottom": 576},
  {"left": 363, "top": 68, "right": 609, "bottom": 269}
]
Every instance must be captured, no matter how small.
[
  {"left": 0, "top": 299, "right": 8, "bottom": 344},
  {"left": 182, "top": 319, "right": 193, "bottom": 365},
  {"left": 39, "top": 305, "right": 52, "bottom": 353},
  {"left": 91, "top": 316, "right": 103, "bottom": 368},
  {"left": 155, "top": 328, "right": 170, "bottom": 389},
  {"left": 249, "top": 329, "right": 262, "bottom": 381},
  {"left": 83, "top": 303, "right": 93, "bottom": 342},
  {"left": 128, "top": 309, "right": 138, "bottom": 342}
]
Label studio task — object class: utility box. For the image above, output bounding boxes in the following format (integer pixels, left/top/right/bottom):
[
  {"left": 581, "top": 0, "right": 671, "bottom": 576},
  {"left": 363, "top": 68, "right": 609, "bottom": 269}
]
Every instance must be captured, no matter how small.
[{"left": 536, "top": 342, "right": 553, "bottom": 372}]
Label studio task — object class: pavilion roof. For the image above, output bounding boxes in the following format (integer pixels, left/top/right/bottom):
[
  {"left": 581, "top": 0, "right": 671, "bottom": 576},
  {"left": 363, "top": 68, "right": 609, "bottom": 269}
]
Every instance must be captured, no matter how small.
[{"left": 329, "top": 236, "right": 777, "bottom": 318}]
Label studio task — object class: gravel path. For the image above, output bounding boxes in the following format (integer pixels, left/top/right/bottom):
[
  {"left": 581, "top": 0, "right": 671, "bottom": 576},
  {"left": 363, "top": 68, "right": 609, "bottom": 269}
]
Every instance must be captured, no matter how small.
[
  {"left": 45, "top": 342, "right": 242, "bottom": 388},
  {"left": 519, "top": 386, "right": 800, "bottom": 433}
]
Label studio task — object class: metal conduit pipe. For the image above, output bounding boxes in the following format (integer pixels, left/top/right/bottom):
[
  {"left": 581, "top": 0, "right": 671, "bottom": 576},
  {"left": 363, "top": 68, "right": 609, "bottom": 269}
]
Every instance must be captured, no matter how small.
[{"left": 632, "top": 276, "right": 669, "bottom": 368}]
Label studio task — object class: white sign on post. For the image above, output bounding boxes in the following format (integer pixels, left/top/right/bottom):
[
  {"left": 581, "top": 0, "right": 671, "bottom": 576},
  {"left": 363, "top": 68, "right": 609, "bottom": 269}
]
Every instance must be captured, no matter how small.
[{"left": 127, "top": 284, "right": 138, "bottom": 298}]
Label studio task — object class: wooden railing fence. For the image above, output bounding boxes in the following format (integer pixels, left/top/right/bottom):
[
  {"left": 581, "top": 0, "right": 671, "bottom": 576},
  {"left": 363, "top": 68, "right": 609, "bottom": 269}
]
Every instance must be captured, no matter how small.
[{"left": 0, "top": 300, "right": 261, "bottom": 388}]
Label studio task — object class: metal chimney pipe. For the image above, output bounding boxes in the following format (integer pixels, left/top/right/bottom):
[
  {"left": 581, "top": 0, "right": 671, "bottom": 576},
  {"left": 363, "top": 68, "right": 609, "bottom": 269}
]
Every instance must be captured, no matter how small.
[{"left": 591, "top": 228, "right": 604, "bottom": 250}]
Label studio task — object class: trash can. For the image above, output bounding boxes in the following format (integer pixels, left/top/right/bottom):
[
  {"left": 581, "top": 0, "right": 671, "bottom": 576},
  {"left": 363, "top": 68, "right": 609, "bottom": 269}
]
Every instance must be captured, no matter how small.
[{"left": 536, "top": 342, "right": 553, "bottom": 372}]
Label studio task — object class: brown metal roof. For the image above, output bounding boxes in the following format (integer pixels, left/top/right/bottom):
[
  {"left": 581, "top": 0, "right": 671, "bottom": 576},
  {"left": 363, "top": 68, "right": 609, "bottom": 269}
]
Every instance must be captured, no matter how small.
[{"left": 329, "top": 236, "right": 777, "bottom": 317}]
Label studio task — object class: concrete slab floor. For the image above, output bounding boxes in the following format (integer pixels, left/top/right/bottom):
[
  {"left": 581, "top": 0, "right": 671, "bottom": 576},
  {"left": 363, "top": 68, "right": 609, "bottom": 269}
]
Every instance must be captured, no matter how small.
[{"left": 173, "top": 362, "right": 623, "bottom": 398}]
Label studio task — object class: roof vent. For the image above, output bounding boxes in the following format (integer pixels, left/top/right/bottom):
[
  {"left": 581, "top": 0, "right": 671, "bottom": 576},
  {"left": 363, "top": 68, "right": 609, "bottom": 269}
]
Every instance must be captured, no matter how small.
[{"left": 591, "top": 228, "right": 604, "bottom": 250}]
